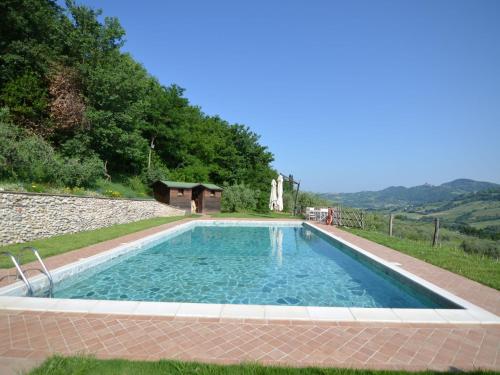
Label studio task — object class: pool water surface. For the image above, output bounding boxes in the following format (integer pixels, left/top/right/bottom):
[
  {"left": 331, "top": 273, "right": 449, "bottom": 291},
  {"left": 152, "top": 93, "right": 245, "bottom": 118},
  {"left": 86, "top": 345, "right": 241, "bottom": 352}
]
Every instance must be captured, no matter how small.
[{"left": 50, "top": 223, "right": 458, "bottom": 308}]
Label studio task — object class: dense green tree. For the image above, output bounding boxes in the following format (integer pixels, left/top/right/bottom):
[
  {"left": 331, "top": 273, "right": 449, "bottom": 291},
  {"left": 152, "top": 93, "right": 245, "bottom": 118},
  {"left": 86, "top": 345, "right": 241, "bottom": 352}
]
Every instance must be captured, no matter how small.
[
  {"left": 221, "top": 183, "right": 258, "bottom": 212},
  {"left": 0, "top": 0, "right": 277, "bottom": 205},
  {"left": 0, "top": 72, "right": 49, "bottom": 133}
]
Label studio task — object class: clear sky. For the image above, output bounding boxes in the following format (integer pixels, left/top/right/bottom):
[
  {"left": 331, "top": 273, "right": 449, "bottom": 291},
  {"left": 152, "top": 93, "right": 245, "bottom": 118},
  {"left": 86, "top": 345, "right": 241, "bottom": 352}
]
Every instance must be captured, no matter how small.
[{"left": 66, "top": 0, "right": 500, "bottom": 192}]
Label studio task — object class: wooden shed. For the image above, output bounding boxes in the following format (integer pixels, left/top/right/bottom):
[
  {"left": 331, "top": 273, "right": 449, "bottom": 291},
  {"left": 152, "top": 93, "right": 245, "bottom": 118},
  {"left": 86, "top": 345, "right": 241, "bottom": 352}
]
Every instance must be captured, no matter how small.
[{"left": 152, "top": 180, "right": 223, "bottom": 214}]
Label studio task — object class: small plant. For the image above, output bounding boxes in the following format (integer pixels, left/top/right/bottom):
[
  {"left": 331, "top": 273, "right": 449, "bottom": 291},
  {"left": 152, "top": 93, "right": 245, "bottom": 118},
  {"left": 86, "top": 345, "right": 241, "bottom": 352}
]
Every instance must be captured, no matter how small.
[
  {"left": 70, "top": 187, "right": 86, "bottom": 196},
  {"left": 103, "top": 189, "right": 122, "bottom": 198},
  {"left": 27, "top": 183, "right": 45, "bottom": 193},
  {"left": 127, "top": 176, "right": 147, "bottom": 196}
]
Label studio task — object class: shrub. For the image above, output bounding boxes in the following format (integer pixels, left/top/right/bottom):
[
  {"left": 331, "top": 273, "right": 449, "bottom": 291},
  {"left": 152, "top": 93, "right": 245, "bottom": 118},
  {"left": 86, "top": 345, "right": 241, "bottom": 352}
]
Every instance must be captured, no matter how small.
[
  {"left": 127, "top": 176, "right": 147, "bottom": 196},
  {"left": 1, "top": 120, "right": 52, "bottom": 183},
  {"left": 296, "top": 191, "right": 332, "bottom": 210},
  {"left": 57, "top": 155, "right": 104, "bottom": 188},
  {"left": 282, "top": 191, "right": 295, "bottom": 212},
  {"left": 0, "top": 119, "right": 104, "bottom": 188},
  {"left": 26, "top": 183, "right": 46, "bottom": 193},
  {"left": 364, "top": 213, "right": 388, "bottom": 232},
  {"left": 255, "top": 190, "right": 270, "bottom": 213},
  {"left": 0, "top": 72, "right": 49, "bottom": 134},
  {"left": 460, "top": 238, "right": 500, "bottom": 259},
  {"left": 221, "top": 183, "right": 258, "bottom": 212},
  {"left": 141, "top": 153, "right": 169, "bottom": 185}
]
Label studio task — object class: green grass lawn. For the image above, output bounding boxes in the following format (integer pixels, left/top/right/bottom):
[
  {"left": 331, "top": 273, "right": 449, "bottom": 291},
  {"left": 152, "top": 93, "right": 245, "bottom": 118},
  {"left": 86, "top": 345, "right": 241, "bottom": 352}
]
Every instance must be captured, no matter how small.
[
  {"left": 210, "top": 211, "right": 301, "bottom": 219},
  {"left": 347, "top": 228, "right": 500, "bottom": 290},
  {"left": 28, "top": 356, "right": 494, "bottom": 375},
  {"left": 0, "top": 216, "right": 190, "bottom": 268}
]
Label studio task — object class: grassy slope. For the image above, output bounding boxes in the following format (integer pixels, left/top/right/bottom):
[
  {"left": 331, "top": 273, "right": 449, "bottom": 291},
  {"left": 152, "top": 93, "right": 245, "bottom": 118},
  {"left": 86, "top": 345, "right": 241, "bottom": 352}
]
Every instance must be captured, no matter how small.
[
  {"left": 0, "top": 216, "right": 188, "bottom": 268},
  {"left": 0, "top": 178, "right": 151, "bottom": 199},
  {"left": 29, "top": 356, "right": 494, "bottom": 375},
  {"left": 347, "top": 228, "right": 500, "bottom": 290}
]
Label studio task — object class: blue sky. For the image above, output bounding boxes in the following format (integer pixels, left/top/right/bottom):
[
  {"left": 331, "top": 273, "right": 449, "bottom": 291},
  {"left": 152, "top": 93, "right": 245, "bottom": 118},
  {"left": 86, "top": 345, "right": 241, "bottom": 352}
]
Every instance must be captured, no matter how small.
[{"left": 67, "top": 0, "right": 500, "bottom": 192}]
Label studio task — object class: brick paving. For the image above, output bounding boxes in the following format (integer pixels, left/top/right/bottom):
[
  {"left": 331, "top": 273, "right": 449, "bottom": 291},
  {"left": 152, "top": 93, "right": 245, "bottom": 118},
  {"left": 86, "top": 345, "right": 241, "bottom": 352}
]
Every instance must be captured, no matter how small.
[
  {"left": 0, "top": 219, "right": 499, "bottom": 372},
  {"left": 0, "top": 311, "right": 498, "bottom": 371}
]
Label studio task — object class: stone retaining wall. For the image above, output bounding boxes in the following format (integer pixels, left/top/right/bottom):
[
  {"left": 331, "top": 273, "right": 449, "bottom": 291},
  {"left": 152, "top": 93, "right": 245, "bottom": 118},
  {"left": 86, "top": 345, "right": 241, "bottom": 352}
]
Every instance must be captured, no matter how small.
[{"left": 0, "top": 191, "right": 185, "bottom": 245}]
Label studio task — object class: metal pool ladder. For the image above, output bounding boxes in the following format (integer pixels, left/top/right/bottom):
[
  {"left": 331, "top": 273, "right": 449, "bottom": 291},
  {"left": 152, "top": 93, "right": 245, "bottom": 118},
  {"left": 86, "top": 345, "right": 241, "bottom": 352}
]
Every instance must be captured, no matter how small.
[{"left": 0, "top": 247, "right": 54, "bottom": 297}]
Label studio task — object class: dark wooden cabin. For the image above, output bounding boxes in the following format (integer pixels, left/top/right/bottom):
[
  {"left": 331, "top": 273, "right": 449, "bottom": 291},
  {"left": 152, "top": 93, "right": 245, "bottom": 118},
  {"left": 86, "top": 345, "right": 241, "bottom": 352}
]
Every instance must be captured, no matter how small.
[{"left": 152, "top": 180, "right": 223, "bottom": 214}]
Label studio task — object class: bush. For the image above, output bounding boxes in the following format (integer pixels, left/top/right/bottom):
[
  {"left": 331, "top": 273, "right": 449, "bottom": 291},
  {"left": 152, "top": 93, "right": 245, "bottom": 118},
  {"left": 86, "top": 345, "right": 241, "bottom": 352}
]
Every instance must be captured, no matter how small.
[
  {"left": 57, "top": 155, "right": 104, "bottom": 188},
  {"left": 255, "top": 190, "right": 270, "bottom": 213},
  {"left": 26, "top": 183, "right": 46, "bottom": 193},
  {"left": 363, "top": 213, "right": 388, "bottom": 232},
  {"left": 0, "top": 123, "right": 59, "bottom": 183},
  {"left": 141, "top": 153, "right": 169, "bottom": 185},
  {"left": 127, "top": 176, "right": 148, "bottom": 196},
  {"left": 282, "top": 191, "right": 295, "bottom": 212},
  {"left": 296, "top": 191, "right": 332, "bottom": 210},
  {"left": 0, "top": 120, "right": 103, "bottom": 188},
  {"left": 221, "top": 183, "right": 258, "bottom": 212},
  {"left": 460, "top": 238, "right": 500, "bottom": 259}
]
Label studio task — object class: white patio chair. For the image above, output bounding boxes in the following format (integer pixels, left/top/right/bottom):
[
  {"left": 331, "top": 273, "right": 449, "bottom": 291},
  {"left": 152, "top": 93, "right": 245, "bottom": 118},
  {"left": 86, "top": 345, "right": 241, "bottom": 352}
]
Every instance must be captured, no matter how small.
[{"left": 319, "top": 208, "right": 328, "bottom": 223}]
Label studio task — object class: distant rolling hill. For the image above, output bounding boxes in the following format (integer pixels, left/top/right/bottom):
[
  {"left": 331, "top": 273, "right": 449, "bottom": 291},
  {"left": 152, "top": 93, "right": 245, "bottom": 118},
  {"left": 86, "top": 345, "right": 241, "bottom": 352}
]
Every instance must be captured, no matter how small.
[
  {"left": 412, "top": 188, "right": 500, "bottom": 231},
  {"left": 320, "top": 179, "right": 500, "bottom": 210}
]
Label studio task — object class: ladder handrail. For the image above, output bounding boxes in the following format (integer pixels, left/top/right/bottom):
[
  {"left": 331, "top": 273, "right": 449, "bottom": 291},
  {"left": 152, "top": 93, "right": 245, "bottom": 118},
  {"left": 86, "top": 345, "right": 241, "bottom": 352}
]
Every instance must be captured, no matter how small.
[
  {"left": 0, "top": 251, "right": 34, "bottom": 296},
  {"left": 19, "top": 247, "right": 54, "bottom": 297}
]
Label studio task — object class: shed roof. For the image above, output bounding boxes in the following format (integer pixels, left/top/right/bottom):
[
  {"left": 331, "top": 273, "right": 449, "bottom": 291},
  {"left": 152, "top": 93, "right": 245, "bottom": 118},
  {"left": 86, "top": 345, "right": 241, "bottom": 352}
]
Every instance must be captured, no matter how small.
[
  {"left": 201, "top": 183, "right": 224, "bottom": 191},
  {"left": 157, "top": 180, "right": 223, "bottom": 191}
]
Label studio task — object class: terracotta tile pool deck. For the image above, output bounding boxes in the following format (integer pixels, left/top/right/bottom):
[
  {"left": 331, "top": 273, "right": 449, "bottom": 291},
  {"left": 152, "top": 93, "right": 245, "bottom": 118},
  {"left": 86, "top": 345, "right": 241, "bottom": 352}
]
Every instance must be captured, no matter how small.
[{"left": 0, "top": 218, "right": 499, "bottom": 373}]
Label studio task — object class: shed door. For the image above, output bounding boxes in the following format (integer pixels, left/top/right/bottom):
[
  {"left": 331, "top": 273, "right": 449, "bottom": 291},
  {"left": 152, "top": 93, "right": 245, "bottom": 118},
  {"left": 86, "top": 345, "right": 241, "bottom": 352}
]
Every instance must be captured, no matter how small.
[{"left": 192, "top": 186, "right": 204, "bottom": 213}]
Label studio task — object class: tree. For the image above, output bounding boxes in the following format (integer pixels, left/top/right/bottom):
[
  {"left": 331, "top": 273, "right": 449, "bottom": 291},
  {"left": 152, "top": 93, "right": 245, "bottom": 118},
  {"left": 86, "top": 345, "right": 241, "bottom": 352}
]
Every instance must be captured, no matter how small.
[{"left": 0, "top": 0, "right": 276, "bottom": 197}]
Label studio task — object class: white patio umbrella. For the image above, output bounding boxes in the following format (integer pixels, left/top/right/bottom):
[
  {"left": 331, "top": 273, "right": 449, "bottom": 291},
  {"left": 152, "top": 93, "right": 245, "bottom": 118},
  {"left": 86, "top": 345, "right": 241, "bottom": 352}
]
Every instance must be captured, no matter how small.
[
  {"left": 276, "top": 175, "right": 284, "bottom": 212},
  {"left": 269, "top": 179, "right": 277, "bottom": 211}
]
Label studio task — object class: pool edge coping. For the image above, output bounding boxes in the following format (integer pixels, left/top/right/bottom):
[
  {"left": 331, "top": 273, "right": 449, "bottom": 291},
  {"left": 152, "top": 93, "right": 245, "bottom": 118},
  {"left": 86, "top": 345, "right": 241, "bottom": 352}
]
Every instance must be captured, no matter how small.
[{"left": 0, "top": 220, "right": 498, "bottom": 325}]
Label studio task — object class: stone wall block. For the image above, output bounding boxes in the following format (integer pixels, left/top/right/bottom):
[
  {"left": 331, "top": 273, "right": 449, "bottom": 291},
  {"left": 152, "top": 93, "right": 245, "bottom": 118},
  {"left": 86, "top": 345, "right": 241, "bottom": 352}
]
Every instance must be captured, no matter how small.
[{"left": 0, "top": 192, "right": 185, "bottom": 245}]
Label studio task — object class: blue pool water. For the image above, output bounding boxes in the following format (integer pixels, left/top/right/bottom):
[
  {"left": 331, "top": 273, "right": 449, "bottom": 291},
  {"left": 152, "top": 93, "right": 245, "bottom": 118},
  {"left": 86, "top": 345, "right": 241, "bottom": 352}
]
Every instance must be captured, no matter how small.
[{"left": 52, "top": 224, "right": 457, "bottom": 308}]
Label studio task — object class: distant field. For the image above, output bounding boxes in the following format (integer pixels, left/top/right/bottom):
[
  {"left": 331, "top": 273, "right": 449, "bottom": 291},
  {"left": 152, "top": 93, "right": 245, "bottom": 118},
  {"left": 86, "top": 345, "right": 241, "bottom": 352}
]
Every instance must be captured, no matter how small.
[
  {"left": 472, "top": 219, "right": 500, "bottom": 229},
  {"left": 394, "top": 194, "right": 500, "bottom": 242},
  {"left": 429, "top": 200, "right": 500, "bottom": 223}
]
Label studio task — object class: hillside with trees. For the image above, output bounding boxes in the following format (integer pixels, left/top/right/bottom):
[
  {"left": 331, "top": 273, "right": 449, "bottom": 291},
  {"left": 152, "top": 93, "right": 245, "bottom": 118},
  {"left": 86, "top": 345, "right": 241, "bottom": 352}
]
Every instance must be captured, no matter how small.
[
  {"left": 320, "top": 179, "right": 499, "bottom": 210},
  {"left": 0, "top": 0, "right": 277, "bottom": 208}
]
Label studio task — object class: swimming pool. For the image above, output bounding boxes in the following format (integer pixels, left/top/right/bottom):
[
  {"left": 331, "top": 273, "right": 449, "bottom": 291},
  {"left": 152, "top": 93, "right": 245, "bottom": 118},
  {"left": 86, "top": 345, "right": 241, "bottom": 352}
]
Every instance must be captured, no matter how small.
[{"left": 41, "top": 222, "right": 457, "bottom": 308}]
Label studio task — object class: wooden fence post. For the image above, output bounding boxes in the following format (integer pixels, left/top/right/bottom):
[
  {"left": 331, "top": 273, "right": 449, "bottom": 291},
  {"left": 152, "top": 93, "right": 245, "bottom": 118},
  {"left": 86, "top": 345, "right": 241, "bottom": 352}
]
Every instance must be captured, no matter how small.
[
  {"left": 389, "top": 214, "right": 394, "bottom": 237},
  {"left": 432, "top": 218, "right": 440, "bottom": 247}
]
